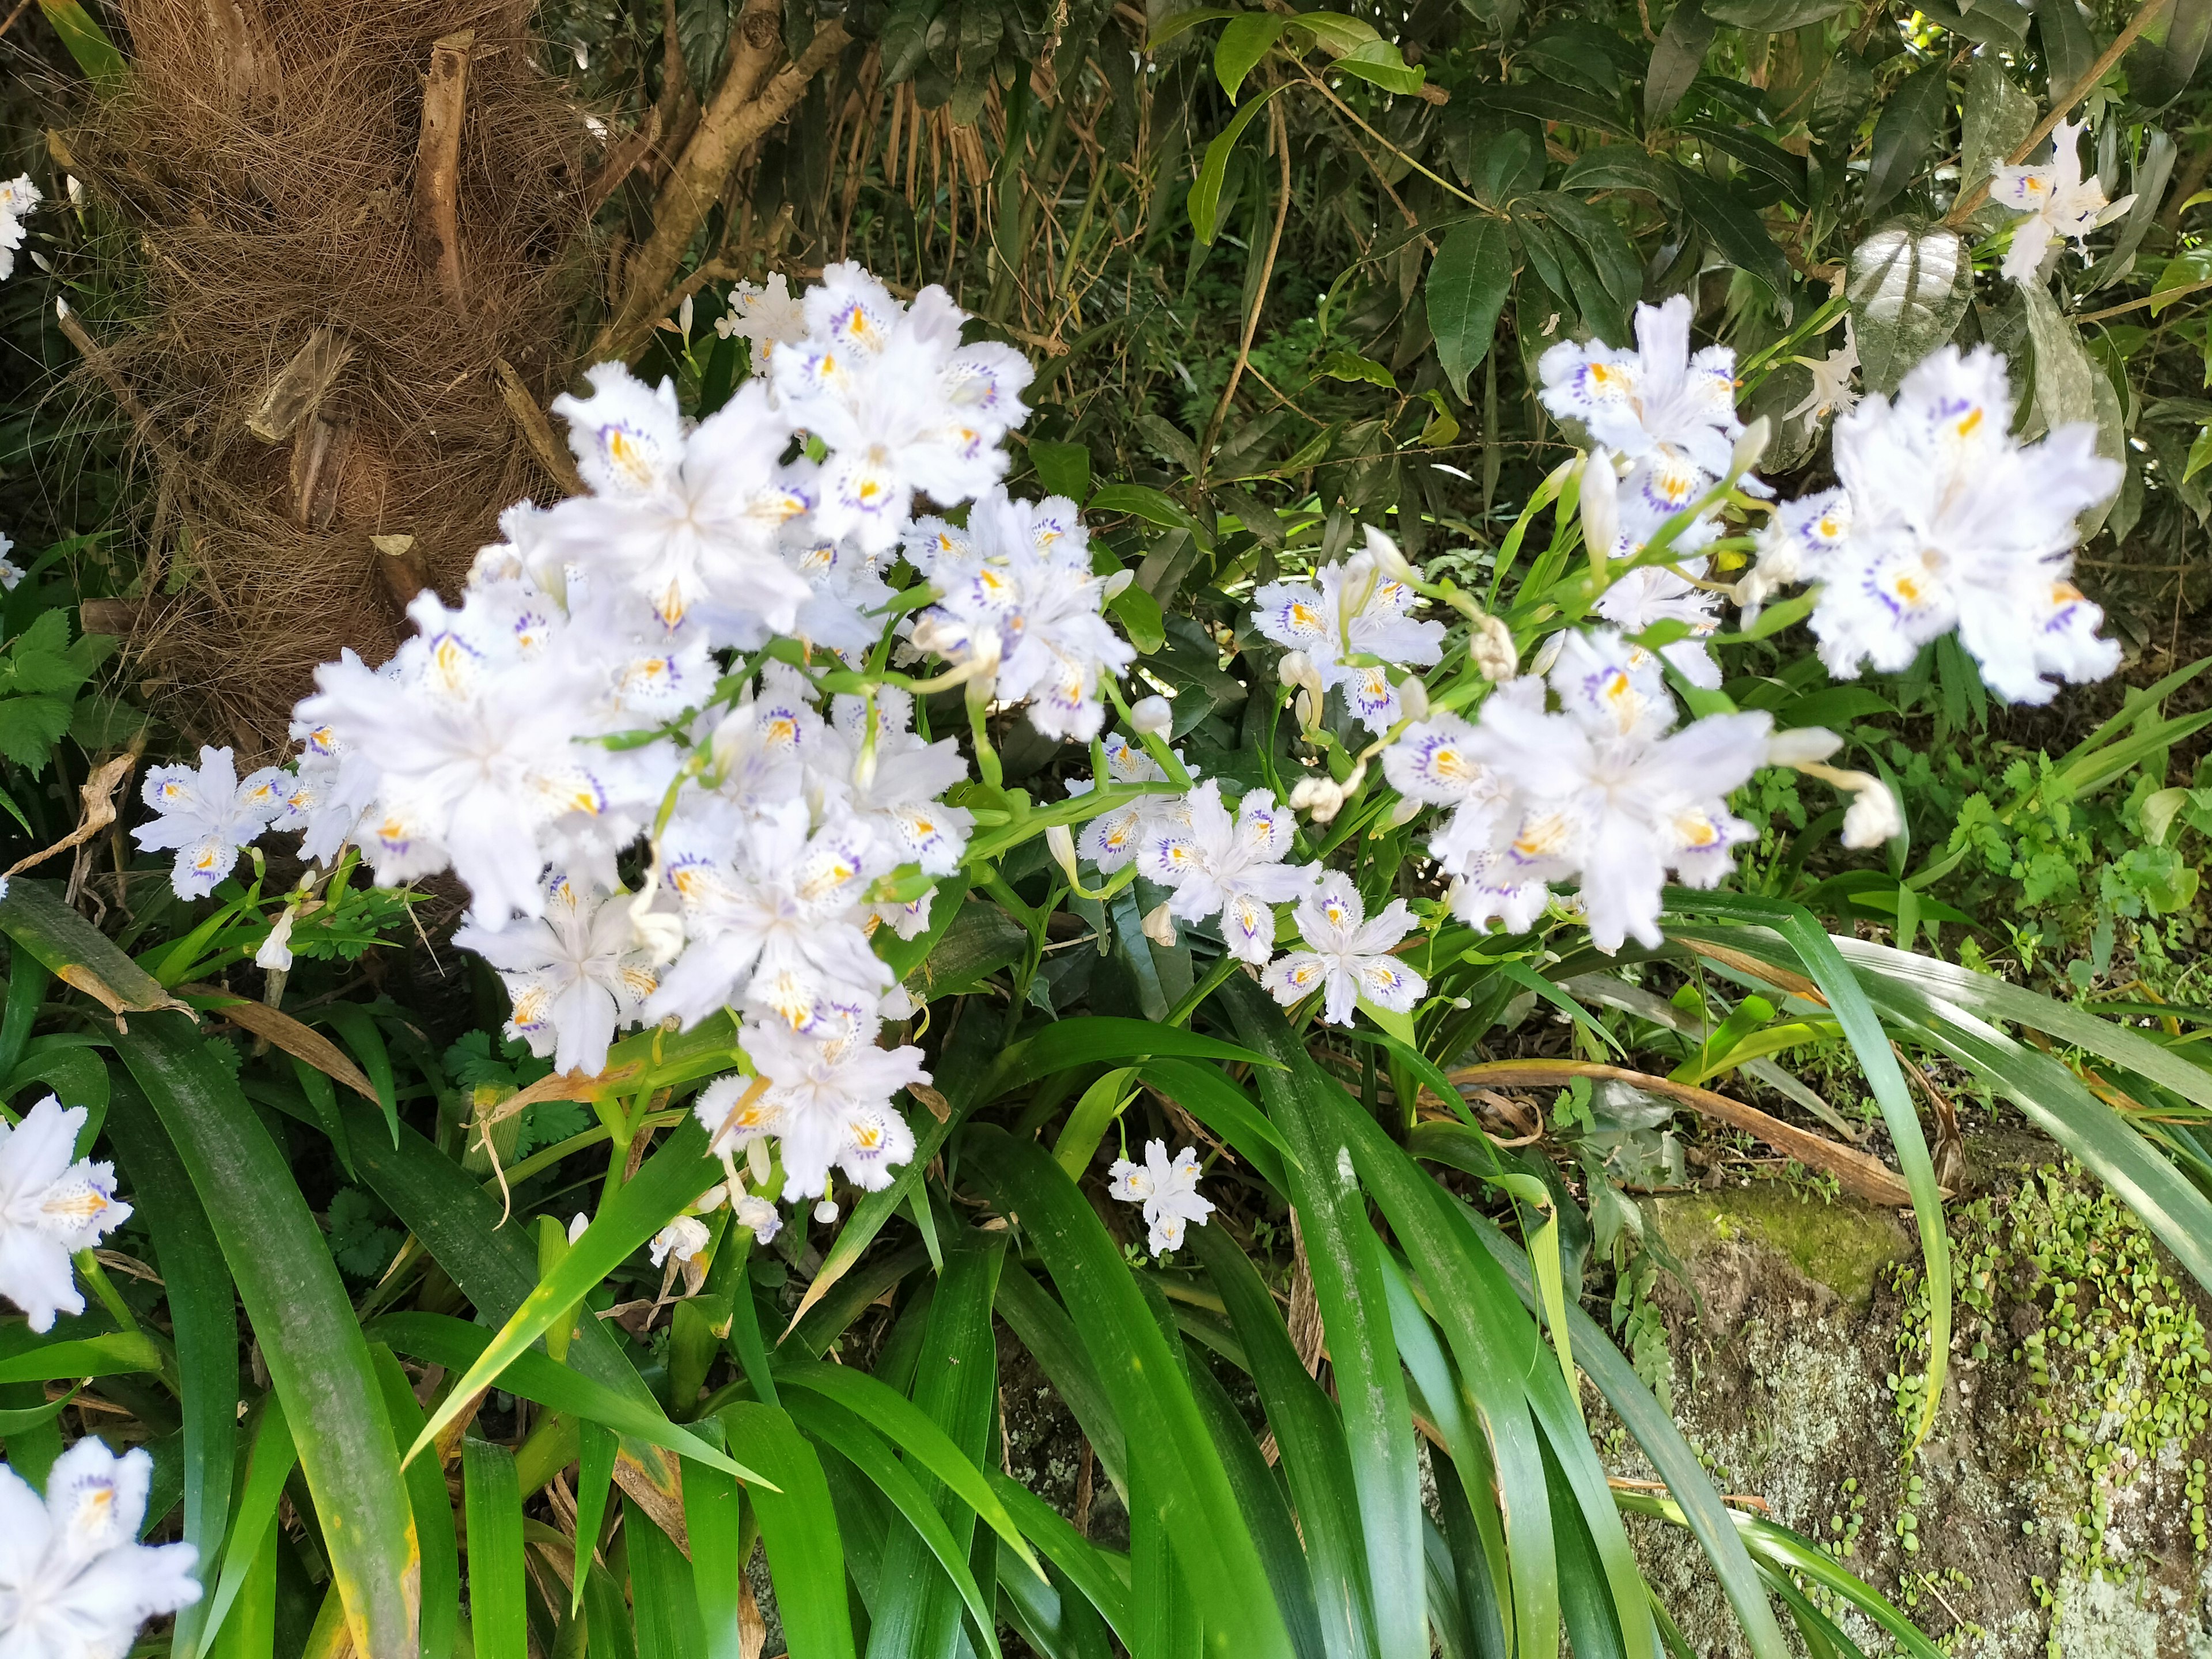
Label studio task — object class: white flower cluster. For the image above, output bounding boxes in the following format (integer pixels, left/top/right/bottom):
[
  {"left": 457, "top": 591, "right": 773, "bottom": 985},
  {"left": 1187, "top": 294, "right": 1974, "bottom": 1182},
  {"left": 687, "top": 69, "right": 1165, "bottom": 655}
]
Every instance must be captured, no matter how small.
[
  {"left": 1747, "top": 343, "right": 2122, "bottom": 706},
  {"left": 128, "top": 263, "right": 1136, "bottom": 1236}
]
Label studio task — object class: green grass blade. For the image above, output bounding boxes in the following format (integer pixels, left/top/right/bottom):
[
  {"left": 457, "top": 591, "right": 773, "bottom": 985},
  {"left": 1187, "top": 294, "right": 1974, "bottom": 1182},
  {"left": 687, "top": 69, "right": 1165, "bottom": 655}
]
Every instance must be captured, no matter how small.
[
  {"left": 35, "top": 0, "right": 125, "bottom": 88},
  {"left": 861, "top": 1232, "right": 1007, "bottom": 1659},
  {"left": 0, "top": 1326, "right": 162, "bottom": 1382},
  {"left": 369, "top": 1312, "right": 761, "bottom": 1484},
  {"left": 982, "top": 1471, "right": 1134, "bottom": 1643},
  {"left": 206, "top": 1517, "right": 278, "bottom": 1659},
  {"left": 408, "top": 1118, "right": 718, "bottom": 1465},
  {"left": 1217, "top": 978, "right": 1437, "bottom": 1659},
  {"left": 1188, "top": 1220, "right": 1374, "bottom": 1659},
  {"left": 1680, "top": 895, "right": 1949, "bottom": 1449},
  {"left": 1459, "top": 1211, "right": 1790, "bottom": 1659},
  {"left": 1861, "top": 981, "right": 2212, "bottom": 1291},
  {"left": 717, "top": 1403, "right": 858, "bottom": 1659},
  {"left": 989, "top": 1016, "right": 1275, "bottom": 1096},
  {"left": 779, "top": 1361, "right": 1043, "bottom": 1579},
  {"left": 629, "top": 1498, "right": 709, "bottom": 1659},
  {"left": 464, "top": 1438, "right": 528, "bottom": 1659},
  {"left": 115, "top": 1012, "right": 419, "bottom": 1659},
  {"left": 1137, "top": 1056, "right": 1297, "bottom": 1187},
  {"left": 106, "top": 1085, "right": 237, "bottom": 1659},
  {"left": 679, "top": 1418, "right": 747, "bottom": 1659},
  {"left": 369, "top": 1346, "right": 460, "bottom": 1659},
  {"left": 576, "top": 1421, "right": 618, "bottom": 1615},
  {"left": 0, "top": 880, "right": 188, "bottom": 1015},
  {"left": 993, "top": 1267, "right": 1127, "bottom": 1493},
  {"left": 962, "top": 1124, "right": 1296, "bottom": 1659},
  {"left": 780, "top": 1389, "right": 1003, "bottom": 1656},
  {"left": 1184, "top": 1348, "right": 1331, "bottom": 1659},
  {"left": 199, "top": 1399, "right": 297, "bottom": 1657}
]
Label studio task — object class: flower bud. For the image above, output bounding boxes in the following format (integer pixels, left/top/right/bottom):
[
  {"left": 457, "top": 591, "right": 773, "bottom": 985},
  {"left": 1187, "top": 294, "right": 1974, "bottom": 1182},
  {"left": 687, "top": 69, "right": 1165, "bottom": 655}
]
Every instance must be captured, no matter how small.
[
  {"left": 256, "top": 910, "right": 296, "bottom": 972},
  {"left": 1363, "top": 524, "right": 1415, "bottom": 582},
  {"left": 1290, "top": 775, "right": 1347, "bottom": 823},
  {"left": 1130, "top": 695, "right": 1173, "bottom": 736},
  {"left": 567, "top": 1212, "right": 590, "bottom": 1244},
  {"left": 1102, "top": 568, "right": 1135, "bottom": 600},
  {"left": 748, "top": 1137, "right": 773, "bottom": 1184},
  {"left": 1044, "top": 823, "right": 1082, "bottom": 887},
  {"left": 1397, "top": 677, "right": 1430, "bottom": 721},
  {"left": 696, "top": 1181, "right": 729, "bottom": 1214},
  {"left": 1841, "top": 781, "right": 1904, "bottom": 849},
  {"left": 1294, "top": 689, "right": 1317, "bottom": 730},
  {"left": 1730, "top": 415, "right": 1772, "bottom": 479},
  {"left": 1580, "top": 448, "right": 1620, "bottom": 565},
  {"left": 813, "top": 1199, "right": 840, "bottom": 1225},
  {"left": 1472, "top": 613, "right": 1519, "bottom": 683},
  {"left": 737, "top": 1195, "right": 782, "bottom": 1243},
  {"left": 1767, "top": 726, "right": 1844, "bottom": 767},
  {"left": 1142, "top": 900, "right": 1179, "bottom": 947},
  {"left": 1388, "top": 794, "right": 1425, "bottom": 828}
]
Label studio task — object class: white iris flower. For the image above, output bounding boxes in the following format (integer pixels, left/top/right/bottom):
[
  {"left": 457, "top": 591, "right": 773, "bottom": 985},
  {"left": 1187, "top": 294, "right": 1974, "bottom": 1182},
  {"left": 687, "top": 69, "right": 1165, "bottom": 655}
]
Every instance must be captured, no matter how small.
[
  {"left": 1137, "top": 780, "right": 1313, "bottom": 963},
  {"left": 1108, "top": 1139, "right": 1215, "bottom": 1255},
  {"left": 0, "top": 1437, "right": 201, "bottom": 1658},
  {"left": 1252, "top": 530, "right": 1445, "bottom": 733},
  {"left": 0, "top": 176, "right": 39, "bottom": 282},
  {"left": 1262, "top": 872, "right": 1427, "bottom": 1027},
  {"left": 0, "top": 1097, "right": 131, "bottom": 1334},
  {"left": 131, "top": 746, "right": 290, "bottom": 900},
  {"left": 454, "top": 872, "right": 661, "bottom": 1077},
  {"left": 1991, "top": 118, "right": 2124, "bottom": 286}
]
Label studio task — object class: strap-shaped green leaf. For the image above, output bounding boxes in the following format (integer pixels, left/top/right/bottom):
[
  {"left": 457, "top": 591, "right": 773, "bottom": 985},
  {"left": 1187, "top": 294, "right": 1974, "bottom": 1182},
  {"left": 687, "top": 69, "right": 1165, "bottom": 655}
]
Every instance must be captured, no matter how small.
[
  {"left": 463, "top": 1439, "right": 528, "bottom": 1659},
  {"left": 114, "top": 1013, "right": 419, "bottom": 1659},
  {"left": 963, "top": 1125, "right": 1296, "bottom": 1659}
]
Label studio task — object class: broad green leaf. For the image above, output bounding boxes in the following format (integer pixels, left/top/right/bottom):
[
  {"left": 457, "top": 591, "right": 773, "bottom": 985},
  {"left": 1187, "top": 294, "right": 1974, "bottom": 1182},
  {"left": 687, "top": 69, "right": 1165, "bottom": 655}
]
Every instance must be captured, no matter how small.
[
  {"left": 1086, "top": 484, "right": 1215, "bottom": 547},
  {"left": 2033, "top": 0, "right": 2094, "bottom": 104},
  {"left": 963, "top": 1126, "right": 1296, "bottom": 1659},
  {"left": 1668, "top": 163, "right": 1791, "bottom": 310},
  {"left": 990, "top": 1015, "right": 1271, "bottom": 1096},
  {"left": 1218, "top": 980, "right": 1427, "bottom": 1659},
  {"left": 1867, "top": 65, "right": 1948, "bottom": 210},
  {"left": 715, "top": 1404, "right": 858, "bottom": 1659},
  {"left": 1427, "top": 219, "right": 1514, "bottom": 401},
  {"left": 1028, "top": 438, "right": 1093, "bottom": 501},
  {"left": 101, "top": 1088, "right": 237, "bottom": 1659},
  {"left": 1848, "top": 219, "right": 1969, "bottom": 393},
  {"left": 1645, "top": 0, "right": 1713, "bottom": 120},
  {"left": 2128, "top": 0, "right": 2212, "bottom": 106},
  {"left": 406, "top": 1118, "right": 719, "bottom": 1466},
  {"left": 983, "top": 1471, "right": 1135, "bottom": 1642},
  {"left": 464, "top": 1439, "right": 528, "bottom": 1659},
  {"left": 369, "top": 1313, "right": 761, "bottom": 1483},
  {"left": 1959, "top": 58, "right": 2036, "bottom": 224},
  {"left": 198, "top": 1399, "right": 297, "bottom": 1659},
  {"left": 1332, "top": 39, "right": 1425, "bottom": 94},
  {"left": 1702, "top": 0, "right": 1841, "bottom": 27},
  {"left": 114, "top": 1013, "right": 419, "bottom": 1659},
  {"left": 1190, "top": 85, "right": 1288, "bottom": 245},
  {"left": 1215, "top": 11, "right": 1286, "bottom": 99},
  {"left": 34, "top": 0, "right": 124, "bottom": 88}
]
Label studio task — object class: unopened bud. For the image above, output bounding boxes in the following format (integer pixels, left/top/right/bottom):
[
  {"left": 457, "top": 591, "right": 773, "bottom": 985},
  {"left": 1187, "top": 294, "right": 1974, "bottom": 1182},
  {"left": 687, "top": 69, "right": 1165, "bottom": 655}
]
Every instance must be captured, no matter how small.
[
  {"left": 1730, "top": 415, "right": 1772, "bottom": 479},
  {"left": 255, "top": 910, "right": 296, "bottom": 972},
  {"left": 1767, "top": 726, "right": 1843, "bottom": 767},
  {"left": 1130, "top": 694, "right": 1173, "bottom": 736},
  {"left": 1841, "top": 779, "right": 1904, "bottom": 849},
  {"left": 1044, "top": 823, "right": 1081, "bottom": 887},
  {"left": 1473, "top": 613, "right": 1518, "bottom": 683},
  {"left": 567, "top": 1212, "right": 590, "bottom": 1244},
  {"left": 813, "top": 1199, "right": 840, "bottom": 1225},
  {"left": 1290, "top": 775, "right": 1347, "bottom": 823},
  {"left": 1102, "top": 568, "right": 1135, "bottom": 600},
  {"left": 1396, "top": 677, "right": 1430, "bottom": 721},
  {"left": 1387, "top": 794, "right": 1425, "bottom": 828},
  {"left": 1363, "top": 524, "right": 1414, "bottom": 582},
  {"left": 1579, "top": 448, "right": 1620, "bottom": 566},
  {"left": 1142, "top": 900, "right": 1178, "bottom": 947}
]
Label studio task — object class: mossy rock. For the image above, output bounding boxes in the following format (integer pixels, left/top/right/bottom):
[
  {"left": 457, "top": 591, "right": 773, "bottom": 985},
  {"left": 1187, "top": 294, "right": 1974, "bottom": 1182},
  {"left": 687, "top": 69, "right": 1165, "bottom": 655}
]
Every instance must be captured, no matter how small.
[{"left": 1654, "top": 1184, "right": 1915, "bottom": 1307}]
